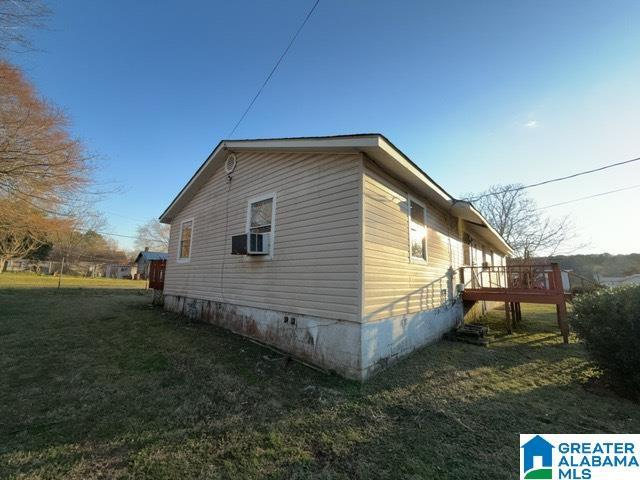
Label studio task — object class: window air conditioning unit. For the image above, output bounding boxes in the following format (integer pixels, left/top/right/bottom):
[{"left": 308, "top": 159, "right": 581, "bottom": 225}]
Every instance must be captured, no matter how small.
[
  {"left": 231, "top": 234, "right": 247, "bottom": 255},
  {"left": 248, "top": 233, "right": 270, "bottom": 255},
  {"left": 231, "top": 233, "right": 271, "bottom": 255}
]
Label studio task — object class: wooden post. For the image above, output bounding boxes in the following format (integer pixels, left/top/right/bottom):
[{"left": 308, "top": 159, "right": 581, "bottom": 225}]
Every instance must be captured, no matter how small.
[
  {"left": 57, "top": 257, "right": 65, "bottom": 289},
  {"left": 504, "top": 302, "right": 513, "bottom": 334},
  {"left": 550, "top": 263, "right": 569, "bottom": 344},
  {"left": 556, "top": 302, "right": 569, "bottom": 344},
  {"left": 516, "top": 302, "right": 522, "bottom": 323},
  {"left": 551, "top": 262, "right": 562, "bottom": 292}
]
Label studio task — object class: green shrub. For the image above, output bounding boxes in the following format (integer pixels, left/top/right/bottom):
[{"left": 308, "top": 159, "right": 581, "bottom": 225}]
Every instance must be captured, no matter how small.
[{"left": 571, "top": 285, "right": 640, "bottom": 394}]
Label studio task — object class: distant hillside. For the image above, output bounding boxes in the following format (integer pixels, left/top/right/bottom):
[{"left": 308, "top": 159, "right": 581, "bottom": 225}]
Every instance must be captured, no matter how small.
[{"left": 550, "top": 254, "right": 640, "bottom": 279}]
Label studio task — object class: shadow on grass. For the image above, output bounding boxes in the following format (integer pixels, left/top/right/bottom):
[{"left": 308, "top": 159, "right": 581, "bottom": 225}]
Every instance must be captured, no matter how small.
[{"left": 2, "top": 290, "right": 639, "bottom": 479}]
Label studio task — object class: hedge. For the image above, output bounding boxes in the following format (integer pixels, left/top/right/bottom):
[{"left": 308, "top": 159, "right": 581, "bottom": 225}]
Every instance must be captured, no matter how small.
[{"left": 571, "top": 284, "right": 640, "bottom": 394}]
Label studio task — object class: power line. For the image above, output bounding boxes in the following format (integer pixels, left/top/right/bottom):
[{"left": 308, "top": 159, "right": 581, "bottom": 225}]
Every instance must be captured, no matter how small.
[
  {"left": 95, "top": 230, "right": 168, "bottom": 247},
  {"left": 49, "top": 253, "right": 132, "bottom": 264},
  {"left": 226, "top": 0, "right": 320, "bottom": 138},
  {"left": 95, "top": 230, "right": 139, "bottom": 240},
  {"left": 537, "top": 184, "right": 640, "bottom": 210},
  {"left": 469, "top": 155, "right": 640, "bottom": 201},
  {"left": 102, "top": 210, "right": 150, "bottom": 223},
  {"left": 72, "top": 229, "right": 165, "bottom": 243}
]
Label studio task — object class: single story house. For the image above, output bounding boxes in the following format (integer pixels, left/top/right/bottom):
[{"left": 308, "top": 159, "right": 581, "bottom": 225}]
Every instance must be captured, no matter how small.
[
  {"left": 134, "top": 248, "right": 168, "bottom": 279},
  {"left": 159, "top": 134, "right": 512, "bottom": 380}
]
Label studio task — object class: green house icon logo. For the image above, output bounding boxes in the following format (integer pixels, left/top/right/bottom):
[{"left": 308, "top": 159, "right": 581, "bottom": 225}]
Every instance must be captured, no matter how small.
[{"left": 521, "top": 435, "right": 554, "bottom": 479}]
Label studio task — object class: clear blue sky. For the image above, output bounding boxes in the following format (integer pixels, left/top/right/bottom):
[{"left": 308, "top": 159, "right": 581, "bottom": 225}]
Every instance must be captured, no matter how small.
[{"left": 11, "top": 0, "right": 640, "bottom": 253}]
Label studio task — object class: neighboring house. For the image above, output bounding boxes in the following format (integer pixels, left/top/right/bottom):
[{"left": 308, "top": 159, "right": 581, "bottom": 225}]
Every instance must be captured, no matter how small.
[
  {"left": 159, "top": 134, "right": 512, "bottom": 380},
  {"left": 105, "top": 263, "right": 135, "bottom": 279},
  {"left": 4, "top": 259, "right": 54, "bottom": 274},
  {"left": 134, "top": 249, "right": 168, "bottom": 279},
  {"left": 594, "top": 273, "right": 640, "bottom": 288},
  {"left": 4, "top": 259, "right": 30, "bottom": 272}
]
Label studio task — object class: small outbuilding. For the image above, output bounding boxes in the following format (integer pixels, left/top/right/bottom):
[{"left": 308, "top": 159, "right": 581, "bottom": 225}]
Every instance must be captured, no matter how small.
[{"left": 134, "top": 248, "right": 168, "bottom": 280}]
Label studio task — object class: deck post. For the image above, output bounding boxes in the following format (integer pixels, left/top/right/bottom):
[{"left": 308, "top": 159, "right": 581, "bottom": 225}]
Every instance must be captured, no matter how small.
[
  {"left": 556, "top": 302, "right": 569, "bottom": 344},
  {"left": 551, "top": 263, "right": 569, "bottom": 344},
  {"left": 504, "top": 302, "right": 513, "bottom": 334}
]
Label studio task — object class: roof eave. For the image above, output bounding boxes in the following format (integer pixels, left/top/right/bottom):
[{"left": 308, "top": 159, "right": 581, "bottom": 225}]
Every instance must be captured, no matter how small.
[
  {"left": 451, "top": 201, "right": 514, "bottom": 255},
  {"left": 158, "top": 134, "right": 513, "bottom": 255}
]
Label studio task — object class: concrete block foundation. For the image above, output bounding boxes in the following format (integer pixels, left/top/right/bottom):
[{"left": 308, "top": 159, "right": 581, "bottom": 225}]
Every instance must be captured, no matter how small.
[{"left": 164, "top": 294, "right": 463, "bottom": 381}]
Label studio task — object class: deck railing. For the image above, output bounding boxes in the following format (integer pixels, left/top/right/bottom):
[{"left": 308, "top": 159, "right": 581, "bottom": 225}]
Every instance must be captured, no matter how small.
[
  {"left": 460, "top": 262, "right": 570, "bottom": 343},
  {"left": 459, "top": 263, "right": 563, "bottom": 292}
]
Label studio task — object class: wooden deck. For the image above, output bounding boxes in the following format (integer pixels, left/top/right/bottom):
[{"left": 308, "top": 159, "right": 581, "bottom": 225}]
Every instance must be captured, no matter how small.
[{"left": 460, "top": 262, "right": 570, "bottom": 343}]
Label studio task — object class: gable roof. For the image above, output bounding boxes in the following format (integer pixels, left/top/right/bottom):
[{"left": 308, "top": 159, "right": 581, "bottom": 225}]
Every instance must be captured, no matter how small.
[
  {"left": 134, "top": 251, "right": 168, "bottom": 263},
  {"left": 159, "top": 134, "right": 513, "bottom": 255}
]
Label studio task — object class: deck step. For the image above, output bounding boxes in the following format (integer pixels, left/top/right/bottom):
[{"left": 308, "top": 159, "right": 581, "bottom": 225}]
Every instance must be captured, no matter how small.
[{"left": 444, "top": 323, "right": 490, "bottom": 346}]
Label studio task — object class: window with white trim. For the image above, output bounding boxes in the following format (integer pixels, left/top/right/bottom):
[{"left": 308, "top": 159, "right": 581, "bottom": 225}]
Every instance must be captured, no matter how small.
[
  {"left": 409, "top": 199, "right": 427, "bottom": 261},
  {"left": 178, "top": 219, "right": 193, "bottom": 261},
  {"left": 245, "top": 193, "right": 276, "bottom": 257}
]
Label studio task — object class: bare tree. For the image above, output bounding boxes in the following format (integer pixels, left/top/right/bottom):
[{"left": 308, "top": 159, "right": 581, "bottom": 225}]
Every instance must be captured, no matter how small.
[
  {"left": 0, "top": 60, "right": 96, "bottom": 270},
  {"left": 0, "top": 0, "right": 49, "bottom": 53},
  {"left": 0, "top": 198, "right": 71, "bottom": 271},
  {"left": 48, "top": 211, "right": 107, "bottom": 263},
  {"left": 134, "top": 219, "right": 169, "bottom": 252},
  {"left": 0, "top": 61, "right": 92, "bottom": 216},
  {"left": 465, "top": 184, "right": 581, "bottom": 258},
  {"left": 0, "top": 61, "right": 91, "bottom": 213}
]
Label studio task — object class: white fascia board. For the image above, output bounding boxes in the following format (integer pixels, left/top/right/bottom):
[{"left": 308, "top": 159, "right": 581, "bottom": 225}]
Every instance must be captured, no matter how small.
[
  {"left": 374, "top": 136, "right": 452, "bottom": 204},
  {"left": 224, "top": 136, "right": 380, "bottom": 151},
  {"left": 452, "top": 201, "right": 514, "bottom": 255},
  {"left": 158, "top": 141, "right": 226, "bottom": 223}
]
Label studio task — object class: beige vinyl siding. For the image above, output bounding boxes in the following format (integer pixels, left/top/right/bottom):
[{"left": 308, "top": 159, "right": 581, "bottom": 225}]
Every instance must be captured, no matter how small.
[
  {"left": 362, "top": 159, "right": 464, "bottom": 322},
  {"left": 164, "top": 151, "right": 362, "bottom": 322}
]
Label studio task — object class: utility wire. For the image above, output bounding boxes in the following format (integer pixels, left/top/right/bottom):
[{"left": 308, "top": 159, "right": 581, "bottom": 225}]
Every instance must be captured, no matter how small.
[
  {"left": 226, "top": 0, "right": 320, "bottom": 138},
  {"left": 66, "top": 229, "right": 165, "bottom": 243},
  {"left": 95, "top": 230, "right": 139, "bottom": 240},
  {"left": 537, "top": 184, "right": 640, "bottom": 210},
  {"left": 469, "top": 155, "right": 640, "bottom": 201},
  {"left": 95, "top": 230, "right": 169, "bottom": 249}
]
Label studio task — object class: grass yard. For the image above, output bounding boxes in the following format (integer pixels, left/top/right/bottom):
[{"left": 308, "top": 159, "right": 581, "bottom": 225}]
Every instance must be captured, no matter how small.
[
  {"left": 0, "top": 272, "right": 147, "bottom": 289},
  {"left": 1, "top": 278, "right": 639, "bottom": 479}
]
